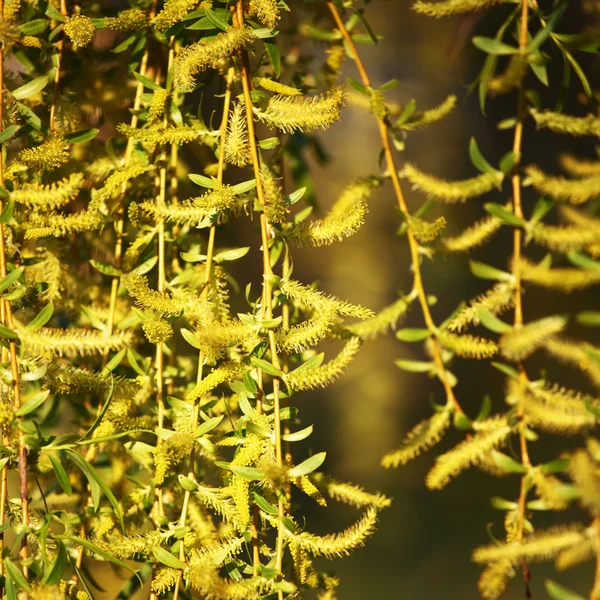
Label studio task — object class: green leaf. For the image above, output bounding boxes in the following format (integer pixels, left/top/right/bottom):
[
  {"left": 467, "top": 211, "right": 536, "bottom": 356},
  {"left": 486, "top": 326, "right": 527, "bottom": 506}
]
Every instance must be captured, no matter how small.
[
  {"left": 484, "top": 203, "right": 524, "bottom": 227},
  {"left": 491, "top": 361, "right": 520, "bottom": 379},
  {"left": 195, "top": 415, "right": 223, "bottom": 438},
  {"left": 250, "top": 356, "right": 283, "bottom": 378},
  {"left": 395, "top": 359, "right": 434, "bottom": 373},
  {"left": 80, "top": 377, "right": 115, "bottom": 441},
  {"left": 231, "top": 180, "right": 256, "bottom": 194},
  {"left": 478, "top": 310, "right": 511, "bottom": 334},
  {"left": 491, "top": 451, "right": 527, "bottom": 474},
  {"left": 259, "top": 137, "right": 279, "bottom": 150},
  {"left": 152, "top": 547, "right": 185, "bottom": 570},
  {"left": 396, "top": 99, "right": 417, "bottom": 126},
  {"left": 16, "top": 389, "right": 50, "bottom": 416},
  {"left": 264, "top": 40, "right": 281, "bottom": 78},
  {"left": 0, "top": 199, "right": 15, "bottom": 224},
  {"left": 541, "top": 459, "right": 570, "bottom": 474},
  {"left": 65, "top": 129, "right": 99, "bottom": 144},
  {"left": 472, "top": 36, "right": 518, "bottom": 55},
  {"left": 396, "top": 328, "right": 431, "bottom": 342},
  {"left": 346, "top": 77, "right": 369, "bottom": 95},
  {"left": 284, "top": 188, "right": 306, "bottom": 206},
  {"left": 189, "top": 173, "right": 217, "bottom": 188},
  {"left": 66, "top": 449, "right": 123, "bottom": 528},
  {"left": 470, "top": 260, "right": 512, "bottom": 281},
  {"left": 288, "top": 452, "right": 326, "bottom": 477},
  {"left": 59, "top": 536, "right": 136, "bottom": 574},
  {"left": 181, "top": 328, "right": 202, "bottom": 349},
  {"left": 4, "top": 558, "right": 31, "bottom": 591},
  {"left": 282, "top": 425, "right": 313, "bottom": 442},
  {"left": 90, "top": 259, "right": 122, "bottom": 277},
  {"left": 253, "top": 491, "right": 279, "bottom": 515},
  {"left": 577, "top": 311, "right": 600, "bottom": 326},
  {"left": 47, "top": 452, "right": 72, "bottom": 495},
  {"left": 133, "top": 71, "right": 163, "bottom": 91},
  {"left": 204, "top": 7, "right": 228, "bottom": 31},
  {"left": 11, "top": 76, "right": 49, "bottom": 100},
  {"left": 44, "top": 2, "right": 66, "bottom": 21},
  {"left": 214, "top": 247, "right": 250, "bottom": 263},
  {"left": 0, "top": 324, "right": 17, "bottom": 339},
  {"left": 530, "top": 195, "right": 554, "bottom": 223},
  {"left": 545, "top": 580, "right": 585, "bottom": 600},
  {"left": 27, "top": 302, "right": 54, "bottom": 329},
  {"left": 567, "top": 251, "right": 600, "bottom": 270},
  {"left": 490, "top": 497, "right": 518, "bottom": 510},
  {"left": 469, "top": 138, "right": 495, "bottom": 174},
  {"left": 0, "top": 125, "right": 21, "bottom": 145},
  {"left": 0, "top": 267, "right": 23, "bottom": 292},
  {"left": 292, "top": 353, "right": 324, "bottom": 373},
  {"left": 216, "top": 462, "right": 265, "bottom": 480},
  {"left": 19, "top": 19, "right": 48, "bottom": 36},
  {"left": 44, "top": 542, "right": 68, "bottom": 585}
]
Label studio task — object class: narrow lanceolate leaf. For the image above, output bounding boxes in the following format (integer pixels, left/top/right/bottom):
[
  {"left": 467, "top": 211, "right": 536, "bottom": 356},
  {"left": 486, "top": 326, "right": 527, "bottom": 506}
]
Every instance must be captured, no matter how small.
[
  {"left": 152, "top": 547, "right": 186, "bottom": 570},
  {"left": 381, "top": 408, "right": 451, "bottom": 468},
  {"left": 525, "top": 166, "right": 600, "bottom": 205},
  {"left": 401, "top": 163, "right": 503, "bottom": 203},
  {"left": 500, "top": 316, "right": 567, "bottom": 361},
  {"left": 289, "top": 452, "right": 326, "bottom": 478}
]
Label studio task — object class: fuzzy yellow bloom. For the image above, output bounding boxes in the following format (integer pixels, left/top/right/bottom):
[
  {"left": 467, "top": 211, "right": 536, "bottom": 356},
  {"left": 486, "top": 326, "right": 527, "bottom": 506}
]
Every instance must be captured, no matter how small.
[
  {"left": 142, "top": 318, "right": 173, "bottom": 344},
  {"left": 105, "top": 9, "right": 148, "bottom": 31},
  {"left": 64, "top": 15, "right": 96, "bottom": 48},
  {"left": 19, "top": 135, "right": 70, "bottom": 171}
]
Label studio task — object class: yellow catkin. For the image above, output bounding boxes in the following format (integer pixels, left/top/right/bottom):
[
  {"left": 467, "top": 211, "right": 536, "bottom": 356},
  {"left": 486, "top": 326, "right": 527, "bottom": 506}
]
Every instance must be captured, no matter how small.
[
  {"left": 414, "top": 0, "right": 502, "bottom": 17},
  {"left": 347, "top": 296, "right": 411, "bottom": 340},
  {"left": 426, "top": 417, "right": 512, "bottom": 490},
  {"left": 569, "top": 450, "right": 600, "bottom": 516},
  {"left": 560, "top": 155, "right": 600, "bottom": 177},
  {"left": 477, "top": 559, "right": 517, "bottom": 600},
  {"left": 528, "top": 221, "right": 600, "bottom": 251},
  {"left": 500, "top": 316, "right": 567, "bottom": 361},
  {"left": 437, "top": 330, "right": 498, "bottom": 359},
  {"left": 530, "top": 109, "right": 600, "bottom": 138},
  {"left": 449, "top": 282, "right": 514, "bottom": 331},
  {"left": 408, "top": 216, "right": 447, "bottom": 242},
  {"left": 19, "top": 135, "right": 70, "bottom": 171},
  {"left": 525, "top": 165, "right": 600, "bottom": 204},
  {"left": 529, "top": 468, "right": 569, "bottom": 510},
  {"left": 473, "top": 526, "right": 587, "bottom": 564},
  {"left": 257, "top": 77, "right": 300, "bottom": 96},
  {"left": 142, "top": 318, "right": 173, "bottom": 344},
  {"left": 517, "top": 256, "right": 600, "bottom": 292},
  {"left": 105, "top": 8, "right": 148, "bottom": 31},
  {"left": 402, "top": 163, "right": 503, "bottom": 203},
  {"left": 254, "top": 86, "right": 345, "bottom": 133},
  {"left": 381, "top": 408, "right": 451, "bottom": 468},
  {"left": 153, "top": 0, "right": 201, "bottom": 32},
  {"left": 248, "top": 0, "right": 280, "bottom": 27},
  {"left": 11, "top": 173, "right": 84, "bottom": 210},
  {"left": 443, "top": 213, "right": 503, "bottom": 252},
  {"left": 397, "top": 95, "right": 457, "bottom": 130},
  {"left": 147, "top": 89, "right": 168, "bottom": 123},
  {"left": 64, "top": 15, "right": 96, "bottom": 48},
  {"left": 488, "top": 56, "right": 528, "bottom": 96},
  {"left": 223, "top": 103, "right": 250, "bottom": 167}
]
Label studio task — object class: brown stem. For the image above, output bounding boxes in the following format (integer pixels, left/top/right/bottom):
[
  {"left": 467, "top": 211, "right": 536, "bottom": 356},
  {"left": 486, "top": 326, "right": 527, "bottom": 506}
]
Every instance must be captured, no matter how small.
[
  {"left": 234, "top": 1, "right": 285, "bottom": 592},
  {"left": 326, "top": 1, "right": 461, "bottom": 414}
]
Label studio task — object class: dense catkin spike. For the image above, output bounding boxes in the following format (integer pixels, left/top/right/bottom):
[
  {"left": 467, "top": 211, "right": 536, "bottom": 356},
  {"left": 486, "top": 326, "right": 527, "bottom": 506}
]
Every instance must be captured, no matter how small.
[
  {"left": 11, "top": 173, "right": 84, "bottom": 210},
  {"left": 117, "top": 124, "right": 209, "bottom": 146},
  {"left": 525, "top": 166, "right": 600, "bottom": 204},
  {"left": 320, "top": 477, "right": 391, "bottom": 510},
  {"left": 530, "top": 109, "right": 600, "bottom": 138},
  {"left": 426, "top": 417, "right": 512, "bottom": 490},
  {"left": 559, "top": 204, "right": 600, "bottom": 229},
  {"left": 147, "top": 89, "right": 168, "bottom": 124},
  {"left": 3, "top": 0, "right": 19, "bottom": 21},
  {"left": 381, "top": 408, "right": 451, "bottom": 468},
  {"left": 154, "top": 431, "right": 194, "bottom": 484},
  {"left": 477, "top": 559, "right": 517, "bottom": 600},
  {"left": 517, "top": 257, "right": 600, "bottom": 292},
  {"left": 442, "top": 213, "right": 503, "bottom": 252},
  {"left": 500, "top": 316, "right": 567, "bottom": 361},
  {"left": 437, "top": 330, "right": 498, "bottom": 359},
  {"left": 277, "top": 279, "right": 374, "bottom": 320},
  {"left": 347, "top": 296, "right": 412, "bottom": 340},
  {"left": 407, "top": 216, "right": 447, "bottom": 242},
  {"left": 173, "top": 27, "right": 256, "bottom": 88},
  {"left": 285, "top": 337, "right": 362, "bottom": 391},
  {"left": 186, "top": 362, "right": 245, "bottom": 402},
  {"left": 401, "top": 163, "right": 502, "bottom": 203},
  {"left": 530, "top": 468, "right": 569, "bottom": 510},
  {"left": 396, "top": 95, "right": 457, "bottom": 130},
  {"left": 64, "top": 15, "right": 96, "bottom": 48},
  {"left": 18, "top": 328, "right": 134, "bottom": 358},
  {"left": 99, "top": 531, "right": 167, "bottom": 559},
  {"left": 325, "top": 45, "right": 345, "bottom": 83},
  {"left": 260, "top": 165, "right": 288, "bottom": 223},
  {"left": 414, "top": 0, "right": 501, "bottom": 17},
  {"left": 293, "top": 475, "right": 327, "bottom": 506},
  {"left": 488, "top": 56, "right": 528, "bottom": 96},
  {"left": 556, "top": 536, "right": 595, "bottom": 571},
  {"left": 560, "top": 155, "right": 600, "bottom": 177},
  {"left": 224, "top": 103, "right": 250, "bottom": 167},
  {"left": 95, "top": 160, "right": 149, "bottom": 201},
  {"left": 287, "top": 179, "right": 375, "bottom": 246},
  {"left": 122, "top": 272, "right": 205, "bottom": 318},
  {"left": 254, "top": 86, "right": 345, "bottom": 134},
  {"left": 569, "top": 450, "right": 600, "bottom": 516},
  {"left": 105, "top": 8, "right": 148, "bottom": 31},
  {"left": 193, "top": 486, "right": 243, "bottom": 529},
  {"left": 20, "top": 36, "right": 42, "bottom": 48},
  {"left": 507, "top": 379, "right": 597, "bottom": 434},
  {"left": 44, "top": 364, "right": 138, "bottom": 396},
  {"left": 528, "top": 222, "right": 600, "bottom": 251},
  {"left": 543, "top": 336, "right": 600, "bottom": 390},
  {"left": 142, "top": 318, "right": 173, "bottom": 344},
  {"left": 283, "top": 507, "right": 379, "bottom": 559},
  {"left": 472, "top": 526, "right": 587, "bottom": 564},
  {"left": 153, "top": 0, "right": 201, "bottom": 32},
  {"left": 152, "top": 568, "right": 179, "bottom": 594},
  {"left": 22, "top": 209, "right": 104, "bottom": 239},
  {"left": 19, "top": 135, "right": 70, "bottom": 171},
  {"left": 257, "top": 78, "right": 301, "bottom": 97},
  {"left": 249, "top": 0, "right": 280, "bottom": 27},
  {"left": 276, "top": 311, "right": 336, "bottom": 353},
  {"left": 449, "top": 283, "right": 514, "bottom": 331}
]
